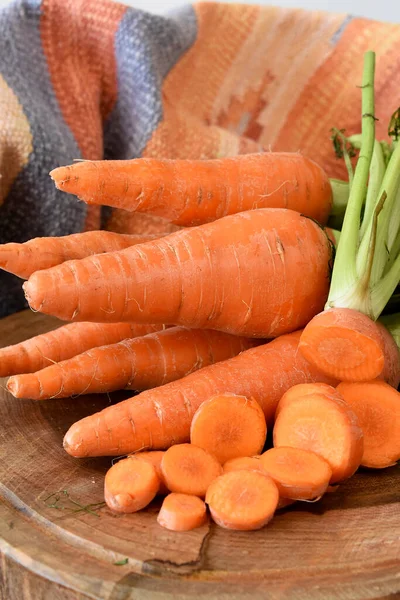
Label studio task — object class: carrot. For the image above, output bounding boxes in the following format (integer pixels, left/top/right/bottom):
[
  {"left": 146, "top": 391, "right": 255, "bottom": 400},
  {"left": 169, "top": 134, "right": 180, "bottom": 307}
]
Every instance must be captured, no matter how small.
[
  {"left": 130, "top": 451, "right": 168, "bottom": 495},
  {"left": 7, "top": 327, "right": 257, "bottom": 399},
  {"left": 0, "top": 231, "right": 160, "bottom": 280},
  {"left": 190, "top": 394, "right": 267, "bottom": 464},
  {"left": 299, "top": 308, "right": 395, "bottom": 382},
  {"left": 223, "top": 456, "right": 265, "bottom": 474},
  {"left": 160, "top": 444, "right": 222, "bottom": 498},
  {"left": 50, "top": 153, "right": 333, "bottom": 227},
  {"left": 104, "top": 456, "right": 159, "bottom": 513},
  {"left": 23, "top": 208, "right": 332, "bottom": 337},
  {"left": 0, "top": 321, "right": 161, "bottom": 378},
  {"left": 277, "top": 497, "right": 296, "bottom": 510},
  {"left": 298, "top": 53, "right": 400, "bottom": 383},
  {"left": 275, "top": 382, "right": 343, "bottom": 419},
  {"left": 376, "top": 319, "right": 400, "bottom": 388},
  {"left": 259, "top": 447, "right": 332, "bottom": 500},
  {"left": 63, "top": 330, "right": 338, "bottom": 458},
  {"left": 273, "top": 392, "right": 364, "bottom": 483},
  {"left": 337, "top": 381, "right": 400, "bottom": 468},
  {"left": 157, "top": 493, "right": 207, "bottom": 531},
  {"left": 205, "top": 470, "right": 279, "bottom": 530}
]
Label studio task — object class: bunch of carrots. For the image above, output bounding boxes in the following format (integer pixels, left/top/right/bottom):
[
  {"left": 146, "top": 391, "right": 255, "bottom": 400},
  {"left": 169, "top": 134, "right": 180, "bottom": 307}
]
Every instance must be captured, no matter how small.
[{"left": 0, "top": 51, "right": 399, "bottom": 532}]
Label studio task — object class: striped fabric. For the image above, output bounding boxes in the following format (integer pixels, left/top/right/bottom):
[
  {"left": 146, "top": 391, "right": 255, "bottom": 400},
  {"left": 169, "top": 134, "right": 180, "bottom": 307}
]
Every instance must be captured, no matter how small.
[{"left": 0, "top": 0, "right": 399, "bottom": 316}]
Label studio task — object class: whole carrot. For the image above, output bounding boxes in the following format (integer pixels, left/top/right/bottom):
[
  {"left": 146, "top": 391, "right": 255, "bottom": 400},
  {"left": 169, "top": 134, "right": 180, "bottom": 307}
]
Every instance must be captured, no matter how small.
[
  {"left": 63, "top": 329, "right": 338, "bottom": 458},
  {"left": 7, "top": 327, "right": 258, "bottom": 399},
  {"left": 0, "top": 231, "right": 161, "bottom": 280},
  {"left": 23, "top": 209, "right": 332, "bottom": 337},
  {"left": 50, "top": 153, "right": 333, "bottom": 227},
  {"left": 0, "top": 321, "right": 161, "bottom": 377}
]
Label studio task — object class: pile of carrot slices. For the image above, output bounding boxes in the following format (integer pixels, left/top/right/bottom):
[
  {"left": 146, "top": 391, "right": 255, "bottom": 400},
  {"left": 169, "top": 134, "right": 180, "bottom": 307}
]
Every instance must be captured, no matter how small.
[{"left": 0, "top": 51, "right": 399, "bottom": 533}]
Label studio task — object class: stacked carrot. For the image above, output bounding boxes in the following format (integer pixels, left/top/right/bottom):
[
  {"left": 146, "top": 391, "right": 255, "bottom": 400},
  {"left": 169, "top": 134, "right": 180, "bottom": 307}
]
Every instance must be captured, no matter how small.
[{"left": 0, "top": 50, "right": 399, "bottom": 533}]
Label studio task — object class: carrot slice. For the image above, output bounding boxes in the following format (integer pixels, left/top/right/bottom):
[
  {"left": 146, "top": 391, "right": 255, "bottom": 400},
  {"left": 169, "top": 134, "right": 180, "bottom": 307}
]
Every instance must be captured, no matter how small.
[
  {"left": 131, "top": 451, "right": 169, "bottom": 495},
  {"left": 205, "top": 470, "right": 279, "bottom": 531},
  {"left": 190, "top": 394, "right": 267, "bottom": 464},
  {"left": 104, "top": 457, "right": 159, "bottom": 513},
  {"left": 299, "top": 308, "right": 386, "bottom": 382},
  {"left": 161, "top": 444, "right": 222, "bottom": 497},
  {"left": 275, "top": 382, "right": 341, "bottom": 419},
  {"left": 273, "top": 393, "right": 364, "bottom": 483},
  {"left": 223, "top": 456, "right": 265, "bottom": 474},
  {"left": 157, "top": 493, "right": 207, "bottom": 531},
  {"left": 276, "top": 497, "right": 296, "bottom": 510},
  {"left": 259, "top": 447, "right": 332, "bottom": 500},
  {"left": 337, "top": 381, "right": 400, "bottom": 468}
]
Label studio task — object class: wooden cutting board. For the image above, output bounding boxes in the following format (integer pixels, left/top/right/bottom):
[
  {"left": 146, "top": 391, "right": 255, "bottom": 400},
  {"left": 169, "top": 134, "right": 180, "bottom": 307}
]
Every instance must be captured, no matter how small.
[{"left": 0, "top": 310, "right": 399, "bottom": 600}]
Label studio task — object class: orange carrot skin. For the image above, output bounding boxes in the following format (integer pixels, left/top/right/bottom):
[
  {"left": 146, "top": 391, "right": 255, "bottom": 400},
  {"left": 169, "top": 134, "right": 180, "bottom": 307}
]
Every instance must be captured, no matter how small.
[
  {"left": 299, "top": 308, "right": 388, "bottom": 382},
  {"left": 0, "top": 231, "right": 160, "bottom": 280},
  {"left": 7, "top": 327, "right": 257, "bottom": 400},
  {"left": 0, "top": 322, "right": 161, "bottom": 378},
  {"left": 24, "top": 209, "right": 332, "bottom": 338},
  {"left": 51, "top": 153, "right": 333, "bottom": 227},
  {"left": 63, "top": 329, "right": 338, "bottom": 458},
  {"left": 376, "top": 322, "right": 400, "bottom": 388}
]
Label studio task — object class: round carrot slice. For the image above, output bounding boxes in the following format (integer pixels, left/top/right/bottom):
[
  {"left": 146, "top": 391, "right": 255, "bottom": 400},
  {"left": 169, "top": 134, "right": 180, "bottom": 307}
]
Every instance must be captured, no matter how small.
[
  {"left": 299, "top": 308, "right": 385, "bottom": 382},
  {"left": 205, "top": 470, "right": 279, "bottom": 530},
  {"left": 275, "top": 382, "right": 341, "bottom": 419},
  {"left": 157, "top": 493, "right": 207, "bottom": 531},
  {"left": 161, "top": 444, "right": 222, "bottom": 497},
  {"left": 223, "top": 456, "right": 265, "bottom": 474},
  {"left": 273, "top": 393, "right": 364, "bottom": 483},
  {"left": 190, "top": 394, "right": 267, "bottom": 464},
  {"left": 337, "top": 380, "right": 400, "bottom": 468},
  {"left": 132, "top": 451, "right": 169, "bottom": 495},
  {"left": 259, "top": 447, "right": 332, "bottom": 500},
  {"left": 104, "top": 456, "right": 159, "bottom": 513}
]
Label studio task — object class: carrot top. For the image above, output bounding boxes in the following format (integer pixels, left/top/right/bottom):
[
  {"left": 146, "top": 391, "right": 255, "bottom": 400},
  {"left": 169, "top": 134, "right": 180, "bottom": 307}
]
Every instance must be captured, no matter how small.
[{"left": 326, "top": 51, "right": 400, "bottom": 320}]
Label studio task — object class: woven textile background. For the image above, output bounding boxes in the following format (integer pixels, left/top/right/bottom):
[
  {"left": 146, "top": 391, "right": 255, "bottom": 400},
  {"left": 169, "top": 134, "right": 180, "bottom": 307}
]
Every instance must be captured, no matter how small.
[{"left": 1, "top": 0, "right": 399, "bottom": 317}]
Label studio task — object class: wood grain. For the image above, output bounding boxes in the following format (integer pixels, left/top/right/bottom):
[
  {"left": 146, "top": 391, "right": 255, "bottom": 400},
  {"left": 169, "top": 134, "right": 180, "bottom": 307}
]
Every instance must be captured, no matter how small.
[{"left": 0, "top": 310, "right": 399, "bottom": 600}]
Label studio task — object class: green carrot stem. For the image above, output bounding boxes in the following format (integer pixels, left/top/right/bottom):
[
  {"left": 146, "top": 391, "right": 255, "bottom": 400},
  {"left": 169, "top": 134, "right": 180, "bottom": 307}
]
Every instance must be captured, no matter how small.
[{"left": 327, "top": 51, "right": 376, "bottom": 307}]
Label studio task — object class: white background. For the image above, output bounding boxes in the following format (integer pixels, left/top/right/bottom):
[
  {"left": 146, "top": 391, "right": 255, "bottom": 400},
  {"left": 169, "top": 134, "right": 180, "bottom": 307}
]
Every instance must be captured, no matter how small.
[
  {"left": 0, "top": 0, "right": 398, "bottom": 23},
  {"left": 122, "top": 0, "right": 398, "bottom": 23}
]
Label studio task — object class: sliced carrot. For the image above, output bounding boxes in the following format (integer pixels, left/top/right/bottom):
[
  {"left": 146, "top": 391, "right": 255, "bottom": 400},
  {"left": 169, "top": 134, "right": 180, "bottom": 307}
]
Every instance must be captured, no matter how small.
[
  {"left": 205, "top": 470, "right": 279, "bottom": 531},
  {"left": 259, "top": 447, "right": 332, "bottom": 500},
  {"left": 275, "top": 382, "right": 341, "bottom": 419},
  {"left": 337, "top": 381, "right": 400, "bottom": 468},
  {"left": 273, "top": 392, "right": 364, "bottom": 483},
  {"left": 299, "top": 308, "right": 386, "bottom": 382},
  {"left": 131, "top": 451, "right": 168, "bottom": 495},
  {"left": 104, "top": 457, "right": 159, "bottom": 513},
  {"left": 276, "top": 497, "right": 296, "bottom": 510},
  {"left": 223, "top": 456, "right": 265, "bottom": 474},
  {"left": 157, "top": 493, "right": 207, "bottom": 531},
  {"left": 190, "top": 394, "right": 267, "bottom": 464},
  {"left": 160, "top": 444, "right": 222, "bottom": 497}
]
